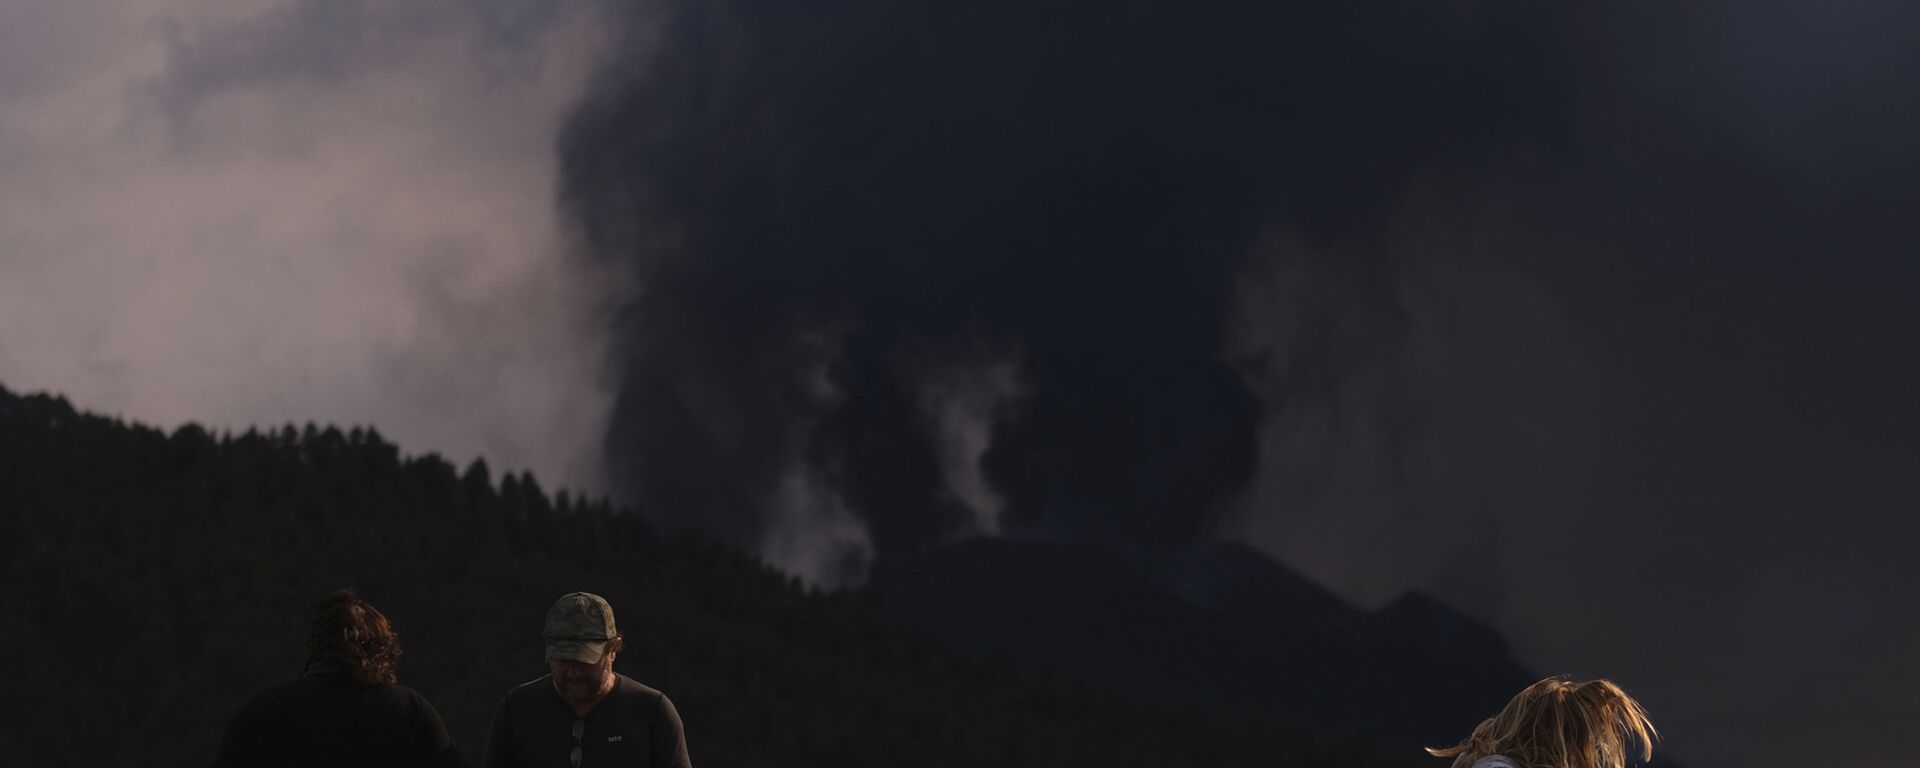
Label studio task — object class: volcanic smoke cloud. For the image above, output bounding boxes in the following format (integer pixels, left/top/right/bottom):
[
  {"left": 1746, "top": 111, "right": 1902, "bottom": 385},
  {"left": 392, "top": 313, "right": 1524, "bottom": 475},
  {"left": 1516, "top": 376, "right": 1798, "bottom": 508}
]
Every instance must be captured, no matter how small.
[
  {"left": 556, "top": 10, "right": 1920, "bottom": 761},
  {"left": 558, "top": 1, "right": 1584, "bottom": 584}
]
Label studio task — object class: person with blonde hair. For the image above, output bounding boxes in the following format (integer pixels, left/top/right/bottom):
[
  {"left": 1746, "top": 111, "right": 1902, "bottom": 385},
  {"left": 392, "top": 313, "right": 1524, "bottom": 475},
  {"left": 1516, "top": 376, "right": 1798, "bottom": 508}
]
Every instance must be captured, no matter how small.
[{"left": 1427, "top": 676, "right": 1659, "bottom": 768}]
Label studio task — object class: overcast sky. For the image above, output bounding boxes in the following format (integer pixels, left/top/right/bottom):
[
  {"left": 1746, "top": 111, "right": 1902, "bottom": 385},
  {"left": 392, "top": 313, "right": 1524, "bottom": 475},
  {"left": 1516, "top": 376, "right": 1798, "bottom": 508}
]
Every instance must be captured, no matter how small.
[
  {"left": 0, "top": 0, "right": 621, "bottom": 490},
  {"left": 5, "top": 3, "right": 1918, "bottom": 768}
]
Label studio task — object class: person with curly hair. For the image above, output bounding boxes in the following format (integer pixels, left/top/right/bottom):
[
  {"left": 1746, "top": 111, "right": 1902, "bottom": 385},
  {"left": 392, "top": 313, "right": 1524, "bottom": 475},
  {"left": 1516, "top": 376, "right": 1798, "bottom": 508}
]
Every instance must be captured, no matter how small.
[
  {"left": 1427, "top": 676, "right": 1660, "bottom": 768},
  {"left": 212, "top": 589, "right": 467, "bottom": 768}
]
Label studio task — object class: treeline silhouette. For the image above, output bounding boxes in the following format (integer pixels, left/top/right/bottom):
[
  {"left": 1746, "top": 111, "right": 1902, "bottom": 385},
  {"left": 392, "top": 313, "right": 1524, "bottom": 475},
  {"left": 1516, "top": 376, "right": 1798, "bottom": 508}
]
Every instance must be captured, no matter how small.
[{"left": 0, "top": 382, "right": 1425, "bottom": 767}]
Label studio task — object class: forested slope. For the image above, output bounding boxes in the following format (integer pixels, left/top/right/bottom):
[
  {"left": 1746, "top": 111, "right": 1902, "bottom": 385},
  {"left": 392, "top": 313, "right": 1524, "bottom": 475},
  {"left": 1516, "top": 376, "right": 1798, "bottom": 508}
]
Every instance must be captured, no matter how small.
[{"left": 0, "top": 383, "right": 1424, "bottom": 767}]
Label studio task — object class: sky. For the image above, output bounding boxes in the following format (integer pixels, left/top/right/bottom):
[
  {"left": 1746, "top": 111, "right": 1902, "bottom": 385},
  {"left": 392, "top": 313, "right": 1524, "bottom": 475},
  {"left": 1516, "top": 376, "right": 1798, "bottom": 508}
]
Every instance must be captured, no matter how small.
[
  {"left": 0, "top": 0, "right": 620, "bottom": 490},
  {"left": 4, "top": 2, "right": 1918, "bottom": 767}
]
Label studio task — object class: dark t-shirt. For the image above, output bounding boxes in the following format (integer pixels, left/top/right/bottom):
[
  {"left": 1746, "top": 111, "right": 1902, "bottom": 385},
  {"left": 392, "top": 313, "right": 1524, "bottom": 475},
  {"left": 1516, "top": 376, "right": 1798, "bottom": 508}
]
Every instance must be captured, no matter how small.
[
  {"left": 211, "top": 668, "right": 466, "bottom": 768},
  {"left": 483, "top": 673, "right": 691, "bottom": 768}
]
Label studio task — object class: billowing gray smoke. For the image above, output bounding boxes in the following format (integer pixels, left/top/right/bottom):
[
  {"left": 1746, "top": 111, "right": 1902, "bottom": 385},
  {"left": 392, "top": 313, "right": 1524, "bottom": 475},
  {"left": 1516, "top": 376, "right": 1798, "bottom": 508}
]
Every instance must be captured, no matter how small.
[
  {"left": 558, "top": 4, "right": 1920, "bottom": 767},
  {"left": 557, "top": 1, "right": 1579, "bottom": 583}
]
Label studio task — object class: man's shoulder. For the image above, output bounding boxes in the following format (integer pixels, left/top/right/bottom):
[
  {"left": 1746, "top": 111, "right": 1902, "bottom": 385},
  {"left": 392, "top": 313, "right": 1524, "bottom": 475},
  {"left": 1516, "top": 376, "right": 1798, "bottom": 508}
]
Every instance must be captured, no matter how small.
[
  {"left": 611, "top": 673, "right": 667, "bottom": 702},
  {"left": 497, "top": 673, "right": 568, "bottom": 721},
  {"left": 386, "top": 681, "right": 440, "bottom": 713},
  {"left": 500, "top": 674, "right": 556, "bottom": 705}
]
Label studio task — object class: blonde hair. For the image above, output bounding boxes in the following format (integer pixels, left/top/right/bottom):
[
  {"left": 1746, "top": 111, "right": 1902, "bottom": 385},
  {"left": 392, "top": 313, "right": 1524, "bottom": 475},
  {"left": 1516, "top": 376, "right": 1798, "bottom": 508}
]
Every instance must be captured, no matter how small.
[{"left": 1426, "top": 676, "right": 1658, "bottom": 768}]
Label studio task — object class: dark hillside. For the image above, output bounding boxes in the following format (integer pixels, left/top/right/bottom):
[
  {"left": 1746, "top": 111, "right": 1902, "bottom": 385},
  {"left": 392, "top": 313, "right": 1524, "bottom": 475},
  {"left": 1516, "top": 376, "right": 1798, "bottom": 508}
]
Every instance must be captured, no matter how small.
[
  {"left": 0, "top": 383, "right": 1426, "bottom": 767},
  {"left": 878, "top": 538, "right": 1537, "bottom": 752}
]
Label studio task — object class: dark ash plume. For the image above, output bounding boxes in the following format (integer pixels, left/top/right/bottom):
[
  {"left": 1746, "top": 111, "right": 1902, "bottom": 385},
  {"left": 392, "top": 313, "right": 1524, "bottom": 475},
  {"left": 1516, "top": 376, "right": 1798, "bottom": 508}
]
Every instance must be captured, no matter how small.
[{"left": 558, "top": 1, "right": 1576, "bottom": 581}]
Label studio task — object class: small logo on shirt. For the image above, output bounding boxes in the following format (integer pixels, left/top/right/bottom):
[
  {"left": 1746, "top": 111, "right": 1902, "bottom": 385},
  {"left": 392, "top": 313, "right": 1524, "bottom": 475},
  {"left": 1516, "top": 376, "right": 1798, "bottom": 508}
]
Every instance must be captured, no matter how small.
[{"left": 607, "top": 736, "right": 624, "bottom": 743}]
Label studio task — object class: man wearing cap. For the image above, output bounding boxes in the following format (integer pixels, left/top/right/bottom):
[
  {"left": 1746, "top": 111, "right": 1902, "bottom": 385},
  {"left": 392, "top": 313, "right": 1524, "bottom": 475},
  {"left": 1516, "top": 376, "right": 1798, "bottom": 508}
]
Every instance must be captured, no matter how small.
[{"left": 483, "top": 592, "right": 692, "bottom": 768}]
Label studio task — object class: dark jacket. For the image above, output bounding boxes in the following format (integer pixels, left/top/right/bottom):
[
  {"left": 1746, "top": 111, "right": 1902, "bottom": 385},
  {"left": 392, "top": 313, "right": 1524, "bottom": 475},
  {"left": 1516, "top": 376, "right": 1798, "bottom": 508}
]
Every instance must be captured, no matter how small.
[
  {"left": 212, "top": 664, "right": 467, "bottom": 768},
  {"left": 483, "top": 673, "right": 690, "bottom": 768}
]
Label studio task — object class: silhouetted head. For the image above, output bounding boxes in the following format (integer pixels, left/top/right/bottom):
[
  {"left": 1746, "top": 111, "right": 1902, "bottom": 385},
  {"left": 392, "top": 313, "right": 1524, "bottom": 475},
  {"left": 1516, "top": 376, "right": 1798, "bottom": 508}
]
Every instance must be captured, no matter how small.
[
  {"left": 1427, "top": 676, "right": 1658, "bottom": 768},
  {"left": 305, "top": 588, "right": 402, "bottom": 687}
]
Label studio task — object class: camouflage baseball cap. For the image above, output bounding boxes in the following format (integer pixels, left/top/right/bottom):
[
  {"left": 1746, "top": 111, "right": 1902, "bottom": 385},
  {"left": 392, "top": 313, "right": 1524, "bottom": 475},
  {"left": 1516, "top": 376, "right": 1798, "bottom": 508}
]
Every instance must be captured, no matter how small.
[{"left": 543, "top": 592, "right": 620, "bottom": 664}]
